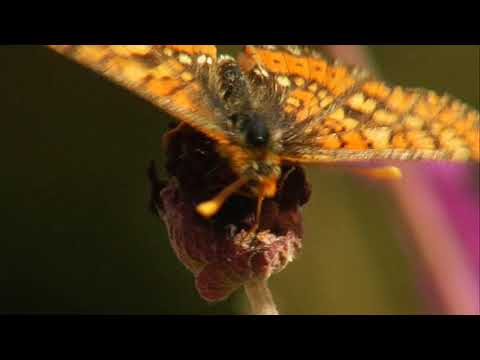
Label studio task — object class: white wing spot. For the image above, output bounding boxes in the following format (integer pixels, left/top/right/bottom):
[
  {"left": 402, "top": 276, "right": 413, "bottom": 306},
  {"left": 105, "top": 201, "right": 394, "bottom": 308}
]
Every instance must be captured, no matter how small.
[
  {"left": 218, "top": 54, "right": 234, "bottom": 62},
  {"left": 285, "top": 45, "right": 302, "bottom": 56},
  {"left": 253, "top": 67, "right": 270, "bottom": 78},
  {"left": 178, "top": 53, "right": 192, "bottom": 65},
  {"left": 259, "top": 67, "right": 269, "bottom": 77},
  {"left": 276, "top": 75, "right": 291, "bottom": 87},
  {"left": 197, "top": 54, "right": 207, "bottom": 64},
  {"left": 163, "top": 47, "right": 173, "bottom": 57}
]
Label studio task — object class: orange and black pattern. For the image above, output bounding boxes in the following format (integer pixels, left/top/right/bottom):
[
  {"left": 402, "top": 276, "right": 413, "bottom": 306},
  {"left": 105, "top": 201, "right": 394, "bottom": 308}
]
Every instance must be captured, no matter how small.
[
  {"left": 238, "top": 45, "right": 479, "bottom": 162},
  {"left": 49, "top": 45, "right": 479, "bottom": 165},
  {"left": 49, "top": 45, "right": 232, "bottom": 145}
]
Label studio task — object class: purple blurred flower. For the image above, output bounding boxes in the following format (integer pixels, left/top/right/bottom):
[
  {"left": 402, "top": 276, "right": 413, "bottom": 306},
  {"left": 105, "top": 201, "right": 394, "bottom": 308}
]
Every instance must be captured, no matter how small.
[
  {"left": 323, "top": 45, "right": 479, "bottom": 315},
  {"left": 426, "top": 164, "right": 479, "bottom": 271},
  {"left": 393, "top": 163, "right": 479, "bottom": 314}
]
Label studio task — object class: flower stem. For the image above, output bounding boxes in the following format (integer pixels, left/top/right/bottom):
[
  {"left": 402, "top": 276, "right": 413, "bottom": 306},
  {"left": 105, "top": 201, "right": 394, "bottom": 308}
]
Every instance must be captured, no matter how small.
[{"left": 244, "top": 279, "right": 279, "bottom": 315}]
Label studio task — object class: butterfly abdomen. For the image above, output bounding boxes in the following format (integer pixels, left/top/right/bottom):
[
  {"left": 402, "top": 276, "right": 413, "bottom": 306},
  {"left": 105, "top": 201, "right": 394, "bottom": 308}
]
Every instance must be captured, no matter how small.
[{"left": 217, "top": 56, "right": 250, "bottom": 110}]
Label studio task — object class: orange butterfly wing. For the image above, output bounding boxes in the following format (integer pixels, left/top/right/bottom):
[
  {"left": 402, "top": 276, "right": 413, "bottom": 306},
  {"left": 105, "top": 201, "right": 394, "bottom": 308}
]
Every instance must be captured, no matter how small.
[
  {"left": 238, "top": 45, "right": 479, "bottom": 162},
  {"left": 48, "top": 45, "right": 231, "bottom": 145}
]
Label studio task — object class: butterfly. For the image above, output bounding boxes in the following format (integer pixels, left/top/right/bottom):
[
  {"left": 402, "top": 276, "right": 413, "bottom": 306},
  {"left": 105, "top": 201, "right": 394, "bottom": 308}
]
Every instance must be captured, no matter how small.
[{"left": 48, "top": 45, "right": 480, "bottom": 231}]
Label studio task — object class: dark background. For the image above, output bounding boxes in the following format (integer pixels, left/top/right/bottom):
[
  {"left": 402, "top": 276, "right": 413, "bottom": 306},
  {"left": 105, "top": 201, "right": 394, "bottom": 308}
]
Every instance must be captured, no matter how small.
[{"left": 1, "top": 45, "right": 478, "bottom": 314}]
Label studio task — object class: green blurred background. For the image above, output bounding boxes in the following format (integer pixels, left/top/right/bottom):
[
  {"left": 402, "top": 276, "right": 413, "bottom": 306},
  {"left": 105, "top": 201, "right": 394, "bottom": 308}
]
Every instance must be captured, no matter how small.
[{"left": 0, "top": 45, "right": 478, "bottom": 314}]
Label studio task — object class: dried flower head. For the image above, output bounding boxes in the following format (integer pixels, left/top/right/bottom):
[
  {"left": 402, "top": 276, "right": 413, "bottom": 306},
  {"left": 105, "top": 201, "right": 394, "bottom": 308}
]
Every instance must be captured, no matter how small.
[{"left": 148, "top": 125, "right": 310, "bottom": 303}]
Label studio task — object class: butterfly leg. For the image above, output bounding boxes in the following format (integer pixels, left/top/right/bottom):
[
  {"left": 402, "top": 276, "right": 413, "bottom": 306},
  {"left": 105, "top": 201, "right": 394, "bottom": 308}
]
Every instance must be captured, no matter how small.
[
  {"left": 250, "top": 190, "right": 266, "bottom": 235},
  {"left": 196, "top": 177, "right": 249, "bottom": 218},
  {"left": 350, "top": 166, "right": 402, "bottom": 181},
  {"left": 246, "top": 179, "right": 278, "bottom": 237},
  {"left": 162, "top": 122, "right": 186, "bottom": 149}
]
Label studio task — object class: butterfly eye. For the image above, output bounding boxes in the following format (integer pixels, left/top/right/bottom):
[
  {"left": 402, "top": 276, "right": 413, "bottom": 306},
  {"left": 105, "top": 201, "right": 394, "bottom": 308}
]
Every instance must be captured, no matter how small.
[
  {"left": 245, "top": 119, "right": 270, "bottom": 147},
  {"left": 230, "top": 113, "right": 270, "bottom": 147}
]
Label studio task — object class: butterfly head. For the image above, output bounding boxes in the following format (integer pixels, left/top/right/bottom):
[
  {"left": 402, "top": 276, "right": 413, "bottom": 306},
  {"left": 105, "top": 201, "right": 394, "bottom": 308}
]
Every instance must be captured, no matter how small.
[
  {"left": 205, "top": 124, "right": 282, "bottom": 219},
  {"left": 230, "top": 112, "right": 270, "bottom": 148},
  {"left": 224, "top": 108, "right": 284, "bottom": 185}
]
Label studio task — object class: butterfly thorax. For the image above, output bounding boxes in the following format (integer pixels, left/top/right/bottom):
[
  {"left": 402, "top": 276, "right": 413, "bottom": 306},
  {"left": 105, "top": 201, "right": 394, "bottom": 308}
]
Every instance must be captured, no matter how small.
[{"left": 214, "top": 57, "right": 285, "bottom": 196}]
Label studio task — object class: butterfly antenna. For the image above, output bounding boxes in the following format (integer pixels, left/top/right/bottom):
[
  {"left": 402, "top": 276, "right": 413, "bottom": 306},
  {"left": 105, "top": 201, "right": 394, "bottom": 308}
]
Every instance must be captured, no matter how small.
[{"left": 196, "top": 177, "right": 249, "bottom": 218}]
